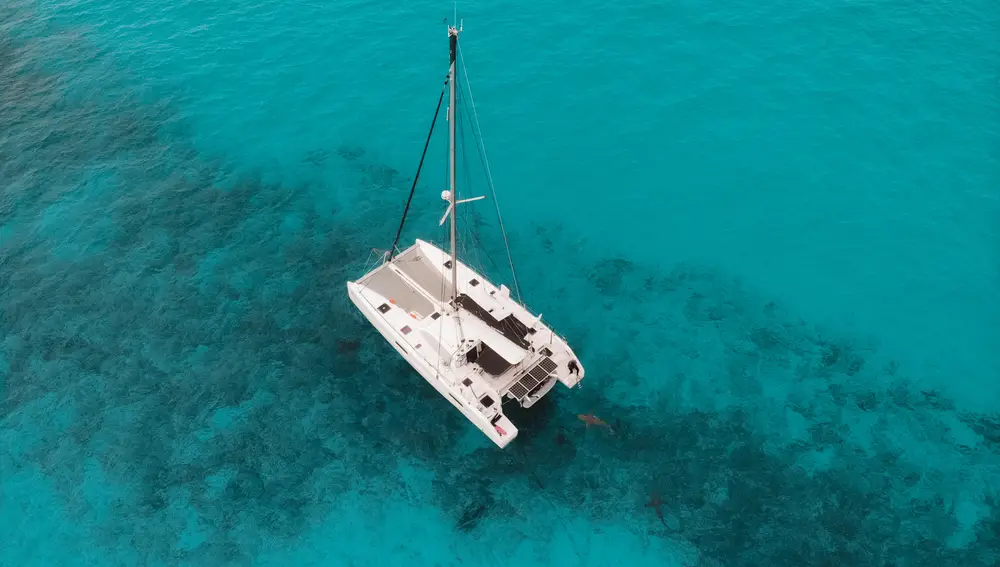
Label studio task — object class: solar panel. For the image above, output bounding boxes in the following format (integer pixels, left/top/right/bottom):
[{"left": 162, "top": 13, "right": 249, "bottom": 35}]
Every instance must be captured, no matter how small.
[{"left": 507, "top": 357, "right": 556, "bottom": 400}]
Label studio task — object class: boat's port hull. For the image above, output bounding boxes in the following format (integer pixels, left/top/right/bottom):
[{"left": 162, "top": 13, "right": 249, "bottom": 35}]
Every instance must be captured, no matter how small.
[{"left": 347, "top": 280, "right": 517, "bottom": 448}]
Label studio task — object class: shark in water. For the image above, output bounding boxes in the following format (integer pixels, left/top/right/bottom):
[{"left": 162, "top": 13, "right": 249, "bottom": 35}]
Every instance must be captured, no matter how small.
[
  {"left": 646, "top": 490, "right": 667, "bottom": 527},
  {"left": 577, "top": 413, "right": 615, "bottom": 434}
]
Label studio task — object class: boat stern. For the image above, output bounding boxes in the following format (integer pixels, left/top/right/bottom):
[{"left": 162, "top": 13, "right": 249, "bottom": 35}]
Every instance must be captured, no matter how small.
[
  {"left": 490, "top": 414, "right": 518, "bottom": 448},
  {"left": 554, "top": 350, "right": 585, "bottom": 389}
]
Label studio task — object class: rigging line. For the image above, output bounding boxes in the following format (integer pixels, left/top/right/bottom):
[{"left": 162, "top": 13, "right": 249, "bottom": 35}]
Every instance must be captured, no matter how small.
[
  {"left": 456, "top": 80, "right": 529, "bottom": 343},
  {"left": 450, "top": 80, "right": 466, "bottom": 340},
  {"left": 459, "top": 213, "right": 504, "bottom": 283},
  {"left": 457, "top": 79, "right": 488, "bottom": 278},
  {"left": 462, "top": 84, "right": 500, "bottom": 283},
  {"left": 440, "top": 103, "right": 451, "bottom": 253},
  {"left": 457, "top": 43, "right": 524, "bottom": 306},
  {"left": 442, "top": 123, "right": 452, "bottom": 301},
  {"left": 389, "top": 73, "right": 450, "bottom": 261},
  {"left": 455, "top": 78, "right": 525, "bottom": 343},
  {"left": 456, "top": 50, "right": 513, "bottom": 288},
  {"left": 435, "top": 131, "right": 449, "bottom": 376},
  {"left": 436, "top": 227, "right": 448, "bottom": 381},
  {"left": 455, "top": 223, "right": 524, "bottom": 345}
]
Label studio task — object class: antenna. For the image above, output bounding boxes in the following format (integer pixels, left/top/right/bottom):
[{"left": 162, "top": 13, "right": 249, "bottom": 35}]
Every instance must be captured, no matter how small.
[{"left": 451, "top": 2, "right": 462, "bottom": 32}]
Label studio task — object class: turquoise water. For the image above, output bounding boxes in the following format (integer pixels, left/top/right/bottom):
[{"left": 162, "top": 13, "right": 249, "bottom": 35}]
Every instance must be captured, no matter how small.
[{"left": 2, "top": 0, "right": 999, "bottom": 564}]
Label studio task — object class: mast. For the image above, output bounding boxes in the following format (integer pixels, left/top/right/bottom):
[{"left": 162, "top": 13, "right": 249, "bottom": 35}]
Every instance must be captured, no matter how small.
[{"left": 447, "top": 23, "right": 460, "bottom": 304}]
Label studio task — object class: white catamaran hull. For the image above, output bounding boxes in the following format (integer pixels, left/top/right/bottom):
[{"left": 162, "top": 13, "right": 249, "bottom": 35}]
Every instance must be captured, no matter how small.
[
  {"left": 348, "top": 282, "right": 515, "bottom": 448},
  {"left": 347, "top": 283, "right": 516, "bottom": 448},
  {"left": 346, "top": 239, "right": 584, "bottom": 449}
]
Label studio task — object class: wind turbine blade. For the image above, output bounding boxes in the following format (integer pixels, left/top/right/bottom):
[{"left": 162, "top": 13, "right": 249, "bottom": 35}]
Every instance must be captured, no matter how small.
[{"left": 439, "top": 204, "right": 453, "bottom": 226}]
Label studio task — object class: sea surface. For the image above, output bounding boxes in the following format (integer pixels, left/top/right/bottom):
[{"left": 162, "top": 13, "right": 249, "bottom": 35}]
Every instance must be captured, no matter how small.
[{"left": 2, "top": 0, "right": 999, "bottom": 565}]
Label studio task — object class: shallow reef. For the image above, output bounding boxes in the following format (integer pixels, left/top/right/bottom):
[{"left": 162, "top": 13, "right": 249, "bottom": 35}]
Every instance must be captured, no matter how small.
[{"left": 2, "top": 7, "right": 999, "bottom": 567}]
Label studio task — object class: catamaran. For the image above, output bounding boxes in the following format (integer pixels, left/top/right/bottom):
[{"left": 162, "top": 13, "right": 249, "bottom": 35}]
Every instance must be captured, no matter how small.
[{"left": 346, "top": 20, "right": 585, "bottom": 448}]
